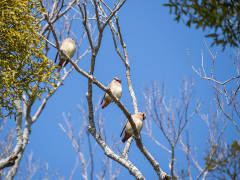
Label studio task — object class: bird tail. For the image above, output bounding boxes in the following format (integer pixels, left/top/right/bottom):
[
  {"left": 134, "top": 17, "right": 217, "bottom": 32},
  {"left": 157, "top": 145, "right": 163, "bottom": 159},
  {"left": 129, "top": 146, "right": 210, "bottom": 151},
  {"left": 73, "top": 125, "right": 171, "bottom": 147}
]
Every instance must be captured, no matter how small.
[
  {"left": 58, "top": 59, "right": 65, "bottom": 72},
  {"left": 121, "top": 132, "right": 130, "bottom": 143},
  {"left": 102, "top": 100, "right": 110, "bottom": 109}
]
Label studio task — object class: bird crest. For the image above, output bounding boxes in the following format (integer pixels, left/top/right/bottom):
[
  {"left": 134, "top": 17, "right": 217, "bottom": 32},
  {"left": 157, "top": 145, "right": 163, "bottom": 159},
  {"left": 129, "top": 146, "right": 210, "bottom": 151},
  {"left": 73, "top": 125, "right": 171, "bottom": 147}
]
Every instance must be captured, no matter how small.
[{"left": 114, "top": 77, "right": 121, "bottom": 83}]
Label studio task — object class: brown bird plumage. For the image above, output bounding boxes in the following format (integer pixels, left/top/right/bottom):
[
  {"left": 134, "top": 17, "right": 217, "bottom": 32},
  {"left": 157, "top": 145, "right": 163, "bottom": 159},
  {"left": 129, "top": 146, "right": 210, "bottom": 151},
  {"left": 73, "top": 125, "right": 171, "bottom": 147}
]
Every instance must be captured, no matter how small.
[
  {"left": 120, "top": 112, "right": 146, "bottom": 143},
  {"left": 55, "top": 38, "right": 76, "bottom": 72},
  {"left": 101, "top": 77, "right": 122, "bottom": 109}
]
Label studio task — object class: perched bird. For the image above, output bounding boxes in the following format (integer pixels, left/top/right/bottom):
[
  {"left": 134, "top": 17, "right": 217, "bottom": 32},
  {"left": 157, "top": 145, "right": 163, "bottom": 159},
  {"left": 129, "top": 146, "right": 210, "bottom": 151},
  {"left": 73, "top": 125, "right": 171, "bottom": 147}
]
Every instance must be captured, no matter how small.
[
  {"left": 55, "top": 38, "right": 76, "bottom": 72},
  {"left": 101, "top": 77, "right": 122, "bottom": 109},
  {"left": 120, "top": 112, "right": 146, "bottom": 143}
]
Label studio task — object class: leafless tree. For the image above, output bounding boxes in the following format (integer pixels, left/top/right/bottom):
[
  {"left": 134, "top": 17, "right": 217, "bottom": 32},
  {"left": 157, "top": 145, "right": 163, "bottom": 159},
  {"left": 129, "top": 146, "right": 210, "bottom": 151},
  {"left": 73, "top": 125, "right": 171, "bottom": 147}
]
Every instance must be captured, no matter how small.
[
  {"left": 143, "top": 77, "right": 240, "bottom": 180},
  {"left": 59, "top": 100, "right": 122, "bottom": 180},
  {"left": 178, "top": 104, "right": 240, "bottom": 180},
  {"left": 42, "top": 0, "right": 170, "bottom": 179},
  {"left": 13, "top": 152, "right": 64, "bottom": 180},
  {"left": 188, "top": 40, "right": 240, "bottom": 134},
  {"left": 0, "top": 0, "right": 171, "bottom": 179},
  {"left": 0, "top": 118, "right": 15, "bottom": 178},
  {"left": 143, "top": 78, "right": 201, "bottom": 178},
  {"left": 171, "top": 41, "right": 240, "bottom": 179}
]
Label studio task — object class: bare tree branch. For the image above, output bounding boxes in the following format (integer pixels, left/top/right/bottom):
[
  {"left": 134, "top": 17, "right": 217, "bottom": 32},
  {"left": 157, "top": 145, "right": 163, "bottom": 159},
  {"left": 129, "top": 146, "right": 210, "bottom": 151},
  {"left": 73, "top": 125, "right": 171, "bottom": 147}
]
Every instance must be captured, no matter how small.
[
  {"left": 143, "top": 78, "right": 200, "bottom": 178},
  {"left": 188, "top": 43, "right": 240, "bottom": 134}
]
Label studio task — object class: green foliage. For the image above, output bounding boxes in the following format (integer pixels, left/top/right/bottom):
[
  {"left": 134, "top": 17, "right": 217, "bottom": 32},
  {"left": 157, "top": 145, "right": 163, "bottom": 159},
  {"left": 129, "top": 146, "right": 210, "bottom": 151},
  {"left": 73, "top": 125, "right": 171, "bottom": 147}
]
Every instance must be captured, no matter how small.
[
  {"left": 164, "top": 0, "right": 240, "bottom": 49},
  {"left": 0, "top": 0, "right": 58, "bottom": 118},
  {"left": 178, "top": 169, "right": 188, "bottom": 179},
  {"left": 204, "top": 141, "right": 240, "bottom": 179},
  {"left": 231, "top": 140, "right": 240, "bottom": 151}
]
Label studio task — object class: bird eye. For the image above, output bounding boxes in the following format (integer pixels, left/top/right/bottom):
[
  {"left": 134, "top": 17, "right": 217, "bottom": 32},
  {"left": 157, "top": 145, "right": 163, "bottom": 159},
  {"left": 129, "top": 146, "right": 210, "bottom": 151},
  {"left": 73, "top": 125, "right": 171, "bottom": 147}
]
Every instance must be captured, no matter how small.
[{"left": 143, "top": 113, "right": 146, "bottom": 119}]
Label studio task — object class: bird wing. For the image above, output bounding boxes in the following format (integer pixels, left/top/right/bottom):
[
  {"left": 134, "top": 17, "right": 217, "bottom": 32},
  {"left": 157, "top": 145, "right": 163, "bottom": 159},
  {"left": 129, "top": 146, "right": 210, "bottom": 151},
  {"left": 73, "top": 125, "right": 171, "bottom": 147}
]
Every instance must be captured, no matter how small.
[
  {"left": 120, "top": 122, "right": 127, "bottom": 137},
  {"left": 101, "top": 94, "right": 105, "bottom": 104},
  {"left": 55, "top": 52, "right": 59, "bottom": 63},
  {"left": 63, "top": 60, "right": 69, "bottom": 67},
  {"left": 55, "top": 39, "right": 64, "bottom": 63},
  {"left": 101, "top": 81, "right": 112, "bottom": 104}
]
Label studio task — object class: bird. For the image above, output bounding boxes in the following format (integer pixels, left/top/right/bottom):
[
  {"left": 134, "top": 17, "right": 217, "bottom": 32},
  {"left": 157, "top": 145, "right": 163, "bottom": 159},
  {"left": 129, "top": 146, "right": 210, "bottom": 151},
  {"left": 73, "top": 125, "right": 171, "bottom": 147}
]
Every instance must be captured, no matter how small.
[
  {"left": 101, "top": 77, "right": 122, "bottom": 109},
  {"left": 55, "top": 38, "right": 76, "bottom": 72},
  {"left": 120, "top": 112, "right": 146, "bottom": 143}
]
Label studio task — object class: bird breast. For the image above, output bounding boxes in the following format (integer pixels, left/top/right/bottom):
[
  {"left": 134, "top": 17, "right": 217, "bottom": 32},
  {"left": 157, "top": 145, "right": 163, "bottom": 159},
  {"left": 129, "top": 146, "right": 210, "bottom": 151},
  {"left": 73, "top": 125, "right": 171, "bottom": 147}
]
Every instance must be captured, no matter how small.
[
  {"left": 112, "top": 86, "right": 122, "bottom": 99},
  {"left": 105, "top": 86, "right": 122, "bottom": 102},
  {"left": 59, "top": 43, "right": 76, "bottom": 59},
  {"left": 125, "top": 119, "right": 143, "bottom": 136}
]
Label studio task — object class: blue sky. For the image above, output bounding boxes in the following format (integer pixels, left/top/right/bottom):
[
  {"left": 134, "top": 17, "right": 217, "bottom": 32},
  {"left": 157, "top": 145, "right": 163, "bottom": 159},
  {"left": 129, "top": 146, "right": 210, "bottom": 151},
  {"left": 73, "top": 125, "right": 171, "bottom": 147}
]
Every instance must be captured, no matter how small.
[{"left": 3, "top": 0, "right": 239, "bottom": 179}]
